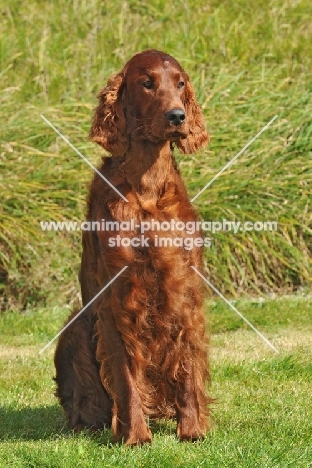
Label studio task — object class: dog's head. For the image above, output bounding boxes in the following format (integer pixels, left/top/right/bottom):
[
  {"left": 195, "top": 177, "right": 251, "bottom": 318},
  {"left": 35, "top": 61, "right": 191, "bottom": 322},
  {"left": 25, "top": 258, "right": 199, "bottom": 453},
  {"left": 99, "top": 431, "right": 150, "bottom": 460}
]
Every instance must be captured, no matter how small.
[{"left": 89, "top": 49, "right": 209, "bottom": 156}]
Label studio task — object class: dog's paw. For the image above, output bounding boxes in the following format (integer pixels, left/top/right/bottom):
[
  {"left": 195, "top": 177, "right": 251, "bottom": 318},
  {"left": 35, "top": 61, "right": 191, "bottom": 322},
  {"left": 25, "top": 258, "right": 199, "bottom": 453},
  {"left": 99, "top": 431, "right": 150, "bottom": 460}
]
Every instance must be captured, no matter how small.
[
  {"left": 177, "top": 419, "right": 205, "bottom": 442},
  {"left": 124, "top": 428, "right": 152, "bottom": 446},
  {"left": 114, "top": 422, "right": 152, "bottom": 446}
]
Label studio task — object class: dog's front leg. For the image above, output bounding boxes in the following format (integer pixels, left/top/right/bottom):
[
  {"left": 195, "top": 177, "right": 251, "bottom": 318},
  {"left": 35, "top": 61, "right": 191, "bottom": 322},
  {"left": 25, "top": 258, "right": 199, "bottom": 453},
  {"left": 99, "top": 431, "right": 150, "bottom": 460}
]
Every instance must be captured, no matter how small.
[
  {"left": 96, "top": 310, "right": 152, "bottom": 446},
  {"left": 175, "top": 361, "right": 208, "bottom": 441}
]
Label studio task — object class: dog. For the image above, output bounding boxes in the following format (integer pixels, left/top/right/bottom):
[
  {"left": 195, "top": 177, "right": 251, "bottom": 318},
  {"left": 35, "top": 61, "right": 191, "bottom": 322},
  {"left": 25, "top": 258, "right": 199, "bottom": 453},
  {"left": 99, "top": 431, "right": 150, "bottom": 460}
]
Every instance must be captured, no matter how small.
[{"left": 54, "top": 49, "right": 211, "bottom": 445}]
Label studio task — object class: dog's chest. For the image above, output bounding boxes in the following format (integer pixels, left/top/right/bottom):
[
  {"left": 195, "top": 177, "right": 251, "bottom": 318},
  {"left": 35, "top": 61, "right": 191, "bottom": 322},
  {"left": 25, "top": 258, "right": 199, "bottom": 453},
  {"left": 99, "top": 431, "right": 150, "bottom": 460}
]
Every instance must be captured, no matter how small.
[{"left": 98, "top": 188, "right": 203, "bottom": 264}]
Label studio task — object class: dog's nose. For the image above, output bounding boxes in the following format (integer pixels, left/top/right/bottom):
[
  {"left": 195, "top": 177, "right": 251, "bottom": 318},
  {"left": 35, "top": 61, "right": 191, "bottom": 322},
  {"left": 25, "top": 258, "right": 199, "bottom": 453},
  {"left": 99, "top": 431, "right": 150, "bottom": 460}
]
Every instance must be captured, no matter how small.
[{"left": 165, "top": 108, "right": 186, "bottom": 127}]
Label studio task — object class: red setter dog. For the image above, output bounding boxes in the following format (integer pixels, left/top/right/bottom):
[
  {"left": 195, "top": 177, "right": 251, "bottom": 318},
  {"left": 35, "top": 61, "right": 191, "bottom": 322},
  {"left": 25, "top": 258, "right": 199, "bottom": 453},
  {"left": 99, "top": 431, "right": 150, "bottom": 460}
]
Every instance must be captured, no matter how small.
[{"left": 54, "top": 49, "right": 211, "bottom": 445}]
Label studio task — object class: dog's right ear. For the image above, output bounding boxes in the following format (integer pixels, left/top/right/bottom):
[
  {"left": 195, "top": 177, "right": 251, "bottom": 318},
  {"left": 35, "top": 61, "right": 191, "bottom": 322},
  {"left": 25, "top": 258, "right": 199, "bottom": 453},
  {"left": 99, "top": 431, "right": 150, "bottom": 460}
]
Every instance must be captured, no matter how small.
[{"left": 89, "top": 73, "right": 128, "bottom": 156}]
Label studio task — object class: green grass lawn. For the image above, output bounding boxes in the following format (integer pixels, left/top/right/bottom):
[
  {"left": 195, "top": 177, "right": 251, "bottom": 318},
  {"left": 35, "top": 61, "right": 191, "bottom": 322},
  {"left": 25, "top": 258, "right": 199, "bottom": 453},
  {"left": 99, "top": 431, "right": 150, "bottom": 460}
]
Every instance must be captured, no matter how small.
[{"left": 1, "top": 296, "right": 311, "bottom": 467}]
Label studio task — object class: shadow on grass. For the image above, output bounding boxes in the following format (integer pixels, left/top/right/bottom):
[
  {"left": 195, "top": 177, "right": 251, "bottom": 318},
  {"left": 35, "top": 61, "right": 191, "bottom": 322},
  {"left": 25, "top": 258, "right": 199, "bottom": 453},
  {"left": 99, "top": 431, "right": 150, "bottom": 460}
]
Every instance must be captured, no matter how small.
[
  {"left": 0, "top": 406, "right": 176, "bottom": 444},
  {"left": 149, "top": 418, "right": 176, "bottom": 437},
  {"left": 0, "top": 405, "right": 115, "bottom": 445},
  {"left": 0, "top": 405, "right": 67, "bottom": 441}
]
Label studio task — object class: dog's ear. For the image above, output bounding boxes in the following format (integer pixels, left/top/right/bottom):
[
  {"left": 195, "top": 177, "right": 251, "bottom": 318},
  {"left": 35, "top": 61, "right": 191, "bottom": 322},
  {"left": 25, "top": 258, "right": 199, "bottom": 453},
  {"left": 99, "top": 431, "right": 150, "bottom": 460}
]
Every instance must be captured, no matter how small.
[
  {"left": 176, "top": 77, "right": 209, "bottom": 154},
  {"left": 89, "top": 73, "right": 128, "bottom": 156}
]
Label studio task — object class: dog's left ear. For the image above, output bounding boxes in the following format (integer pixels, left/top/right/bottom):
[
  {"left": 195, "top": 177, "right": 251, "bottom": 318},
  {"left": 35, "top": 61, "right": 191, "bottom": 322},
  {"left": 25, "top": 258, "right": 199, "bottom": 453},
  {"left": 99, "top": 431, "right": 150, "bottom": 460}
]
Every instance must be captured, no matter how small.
[{"left": 176, "top": 77, "right": 209, "bottom": 154}]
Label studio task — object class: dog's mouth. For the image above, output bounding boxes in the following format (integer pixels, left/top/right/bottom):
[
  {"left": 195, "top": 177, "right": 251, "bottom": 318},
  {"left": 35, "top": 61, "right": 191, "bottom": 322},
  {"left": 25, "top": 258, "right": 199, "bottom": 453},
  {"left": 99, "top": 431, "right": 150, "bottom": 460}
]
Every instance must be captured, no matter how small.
[
  {"left": 165, "top": 129, "right": 188, "bottom": 140},
  {"left": 147, "top": 131, "right": 160, "bottom": 142},
  {"left": 147, "top": 127, "right": 188, "bottom": 142}
]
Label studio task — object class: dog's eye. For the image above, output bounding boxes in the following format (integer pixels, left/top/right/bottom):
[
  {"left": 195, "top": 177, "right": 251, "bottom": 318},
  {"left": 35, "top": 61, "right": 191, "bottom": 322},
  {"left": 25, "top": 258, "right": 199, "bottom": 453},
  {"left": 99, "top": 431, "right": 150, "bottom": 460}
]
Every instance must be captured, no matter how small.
[
  {"left": 142, "top": 80, "right": 153, "bottom": 89},
  {"left": 178, "top": 81, "right": 185, "bottom": 89}
]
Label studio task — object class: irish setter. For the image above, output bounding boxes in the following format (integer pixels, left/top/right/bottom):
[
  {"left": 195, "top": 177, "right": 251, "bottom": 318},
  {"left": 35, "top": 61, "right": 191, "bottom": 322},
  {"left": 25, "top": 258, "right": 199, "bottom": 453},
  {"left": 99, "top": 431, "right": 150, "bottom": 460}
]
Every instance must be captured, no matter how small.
[{"left": 54, "top": 49, "right": 211, "bottom": 445}]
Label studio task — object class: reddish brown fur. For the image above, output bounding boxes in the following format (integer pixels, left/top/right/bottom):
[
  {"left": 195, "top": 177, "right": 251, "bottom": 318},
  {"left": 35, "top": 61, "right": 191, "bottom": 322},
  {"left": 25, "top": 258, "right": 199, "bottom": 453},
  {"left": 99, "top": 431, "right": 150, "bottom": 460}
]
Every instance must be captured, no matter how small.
[{"left": 54, "top": 49, "right": 212, "bottom": 445}]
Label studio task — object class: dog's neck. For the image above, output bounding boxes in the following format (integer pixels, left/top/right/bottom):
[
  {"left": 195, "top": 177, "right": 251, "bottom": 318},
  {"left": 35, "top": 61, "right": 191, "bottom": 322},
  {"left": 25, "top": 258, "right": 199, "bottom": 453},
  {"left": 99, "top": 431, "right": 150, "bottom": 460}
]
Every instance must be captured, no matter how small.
[{"left": 121, "top": 140, "right": 176, "bottom": 200}]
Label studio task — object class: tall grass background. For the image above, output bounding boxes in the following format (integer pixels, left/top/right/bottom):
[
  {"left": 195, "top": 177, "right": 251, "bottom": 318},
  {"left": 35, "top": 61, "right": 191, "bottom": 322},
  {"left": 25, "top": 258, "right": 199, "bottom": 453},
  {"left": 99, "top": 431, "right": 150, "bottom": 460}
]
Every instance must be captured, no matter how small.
[{"left": 1, "top": 0, "right": 311, "bottom": 310}]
